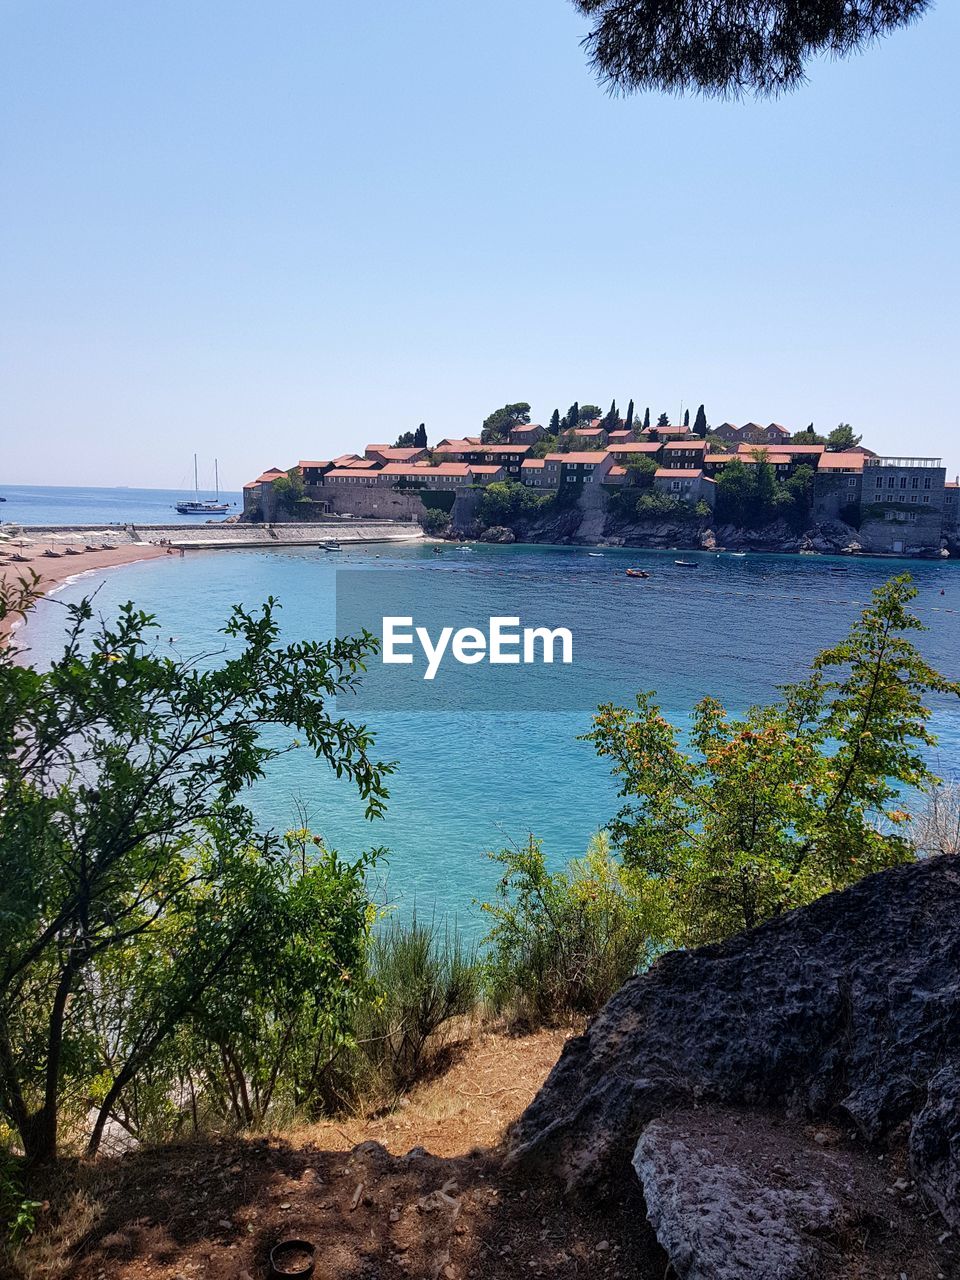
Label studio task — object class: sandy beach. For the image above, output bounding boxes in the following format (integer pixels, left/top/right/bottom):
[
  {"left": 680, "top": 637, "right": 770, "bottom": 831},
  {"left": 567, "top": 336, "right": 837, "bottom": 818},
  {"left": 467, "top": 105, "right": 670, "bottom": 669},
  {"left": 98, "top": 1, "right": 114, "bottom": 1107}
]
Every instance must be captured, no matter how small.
[{"left": 0, "top": 535, "right": 167, "bottom": 642}]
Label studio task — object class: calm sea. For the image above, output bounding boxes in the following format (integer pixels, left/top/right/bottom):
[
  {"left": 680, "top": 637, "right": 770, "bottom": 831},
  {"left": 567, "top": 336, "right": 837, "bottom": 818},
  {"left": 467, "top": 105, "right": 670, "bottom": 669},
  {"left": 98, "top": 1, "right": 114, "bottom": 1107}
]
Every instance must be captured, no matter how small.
[
  {"left": 17, "top": 542, "right": 960, "bottom": 933},
  {"left": 0, "top": 483, "right": 243, "bottom": 526}
]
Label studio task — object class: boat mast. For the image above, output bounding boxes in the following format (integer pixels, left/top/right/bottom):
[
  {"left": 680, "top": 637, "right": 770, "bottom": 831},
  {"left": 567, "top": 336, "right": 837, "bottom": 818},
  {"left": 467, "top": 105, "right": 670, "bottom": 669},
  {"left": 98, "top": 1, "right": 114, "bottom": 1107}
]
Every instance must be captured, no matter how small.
[
  {"left": 194, "top": 453, "right": 199, "bottom": 499},
  {"left": 215, "top": 458, "right": 219, "bottom": 501}
]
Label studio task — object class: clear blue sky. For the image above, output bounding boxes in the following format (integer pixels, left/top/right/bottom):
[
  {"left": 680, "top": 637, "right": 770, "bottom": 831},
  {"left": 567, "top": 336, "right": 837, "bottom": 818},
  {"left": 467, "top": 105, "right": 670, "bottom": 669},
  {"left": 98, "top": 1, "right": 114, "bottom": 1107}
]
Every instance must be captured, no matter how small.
[{"left": 2, "top": 0, "right": 958, "bottom": 490}]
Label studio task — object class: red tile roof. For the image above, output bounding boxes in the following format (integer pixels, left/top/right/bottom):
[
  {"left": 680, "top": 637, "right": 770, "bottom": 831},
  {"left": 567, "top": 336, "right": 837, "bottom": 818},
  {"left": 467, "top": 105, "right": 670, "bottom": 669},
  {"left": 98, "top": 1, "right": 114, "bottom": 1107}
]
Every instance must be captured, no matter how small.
[
  {"left": 298, "top": 460, "right": 331, "bottom": 470},
  {"left": 470, "top": 464, "right": 505, "bottom": 474},
  {"left": 818, "top": 452, "right": 865, "bottom": 471},
  {"left": 655, "top": 467, "right": 703, "bottom": 478},
  {"left": 548, "top": 451, "right": 609, "bottom": 464},
  {"left": 324, "top": 468, "right": 379, "bottom": 480},
  {"left": 379, "top": 462, "right": 471, "bottom": 476},
  {"left": 606, "top": 442, "right": 663, "bottom": 454}
]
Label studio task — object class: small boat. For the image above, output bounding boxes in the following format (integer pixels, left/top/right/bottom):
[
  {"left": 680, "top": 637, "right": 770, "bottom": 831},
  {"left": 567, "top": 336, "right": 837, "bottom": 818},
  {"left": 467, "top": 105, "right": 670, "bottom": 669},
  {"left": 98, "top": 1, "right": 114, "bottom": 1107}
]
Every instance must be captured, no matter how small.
[
  {"left": 588, "top": 552, "right": 604, "bottom": 557},
  {"left": 729, "top": 552, "right": 747, "bottom": 558},
  {"left": 625, "top": 568, "right": 650, "bottom": 579},
  {"left": 674, "top": 559, "right": 699, "bottom": 568},
  {"left": 324, "top": 541, "right": 342, "bottom": 552},
  {"left": 175, "top": 456, "right": 230, "bottom": 515}
]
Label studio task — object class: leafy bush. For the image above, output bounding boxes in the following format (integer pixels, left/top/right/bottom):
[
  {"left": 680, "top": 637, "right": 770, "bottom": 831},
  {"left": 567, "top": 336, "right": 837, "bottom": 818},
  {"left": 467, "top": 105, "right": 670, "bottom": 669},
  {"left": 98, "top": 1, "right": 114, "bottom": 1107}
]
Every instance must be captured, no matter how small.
[
  {"left": 0, "top": 578, "right": 391, "bottom": 1160},
  {"left": 587, "top": 576, "right": 959, "bottom": 947},
  {"left": 478, "top": 480, "right": 551, "bottom": 527},
  {"left": 420, "top": 506, "right": 452, "bottom": 535},
  {"left": 481, "top": 834, "right": 663, "bottom": 1026}
]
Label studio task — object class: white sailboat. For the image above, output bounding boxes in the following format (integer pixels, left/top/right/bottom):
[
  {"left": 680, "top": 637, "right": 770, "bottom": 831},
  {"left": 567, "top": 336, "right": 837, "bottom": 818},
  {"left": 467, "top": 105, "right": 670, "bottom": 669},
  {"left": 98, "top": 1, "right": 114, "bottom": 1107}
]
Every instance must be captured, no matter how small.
[{"left": 175, "top": 456, "right": 230, "bottom": 515}]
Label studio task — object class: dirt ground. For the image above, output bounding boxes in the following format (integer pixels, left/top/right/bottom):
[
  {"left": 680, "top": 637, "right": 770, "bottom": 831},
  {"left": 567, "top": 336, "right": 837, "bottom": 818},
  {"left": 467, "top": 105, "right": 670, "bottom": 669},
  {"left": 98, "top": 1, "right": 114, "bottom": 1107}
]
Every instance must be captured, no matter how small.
[{"left": 7, "top": 1027, "right": 958, "bottom": 1280}]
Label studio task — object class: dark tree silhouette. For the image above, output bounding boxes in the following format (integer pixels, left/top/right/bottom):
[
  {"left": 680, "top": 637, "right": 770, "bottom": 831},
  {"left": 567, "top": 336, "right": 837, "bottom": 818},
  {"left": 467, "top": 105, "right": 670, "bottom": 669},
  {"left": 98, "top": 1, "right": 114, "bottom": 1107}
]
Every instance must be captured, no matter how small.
[
  {"left": 625, "top": 400, "right": 634, "bottom": 432},
  {"left": 570, "top": 0, "right": 929, "bottom": 98}
]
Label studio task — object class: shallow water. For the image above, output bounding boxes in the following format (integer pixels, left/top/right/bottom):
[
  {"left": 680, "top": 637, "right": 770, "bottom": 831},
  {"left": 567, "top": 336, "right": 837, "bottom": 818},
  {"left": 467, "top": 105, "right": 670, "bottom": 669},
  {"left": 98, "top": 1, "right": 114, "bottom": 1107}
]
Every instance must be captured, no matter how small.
[{"left": 19, "top": 542, "right": 960, "bottom": 933}]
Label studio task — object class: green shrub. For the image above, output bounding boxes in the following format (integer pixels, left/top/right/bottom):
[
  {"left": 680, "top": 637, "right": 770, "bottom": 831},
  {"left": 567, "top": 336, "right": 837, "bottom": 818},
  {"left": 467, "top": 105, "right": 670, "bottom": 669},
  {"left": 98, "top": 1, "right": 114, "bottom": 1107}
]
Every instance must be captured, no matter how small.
[
  {"left": 420, "top": 506, "right": 452, "bottom": 535},
  {"left": 358, "top": 914, "right": 481, "bottom": 1094},
  {"left": 481, "top": 834, "right": 664, "bottom": 1026}
]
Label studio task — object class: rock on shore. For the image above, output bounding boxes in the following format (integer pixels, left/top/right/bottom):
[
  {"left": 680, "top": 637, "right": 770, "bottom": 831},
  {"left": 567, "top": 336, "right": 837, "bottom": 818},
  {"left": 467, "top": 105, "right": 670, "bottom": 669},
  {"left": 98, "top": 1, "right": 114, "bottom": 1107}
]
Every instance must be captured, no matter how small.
[{"left": 509, "top": 857, "right": 960, "bottom": 1272}]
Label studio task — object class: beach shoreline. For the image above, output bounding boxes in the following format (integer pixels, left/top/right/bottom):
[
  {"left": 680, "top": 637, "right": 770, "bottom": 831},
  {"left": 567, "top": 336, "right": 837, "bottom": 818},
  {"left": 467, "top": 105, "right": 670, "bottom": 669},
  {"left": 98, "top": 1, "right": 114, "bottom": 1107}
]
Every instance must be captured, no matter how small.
[{"left": 0, "top": 542, "right": 168, "bottom": 642}]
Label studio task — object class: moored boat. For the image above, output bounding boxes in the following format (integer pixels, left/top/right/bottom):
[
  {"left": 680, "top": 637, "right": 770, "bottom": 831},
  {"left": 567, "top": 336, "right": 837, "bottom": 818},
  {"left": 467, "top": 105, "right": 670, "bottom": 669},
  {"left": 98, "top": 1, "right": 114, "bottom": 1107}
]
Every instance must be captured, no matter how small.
[
  {"left": 175, "top": 456, "right": 230, "bottom": 515},
  {"left": 674, "top": 559, "right": 698, "bottom": 568},
  {"left": 625, "top": 568, "right": 650, "bottom": 578}
]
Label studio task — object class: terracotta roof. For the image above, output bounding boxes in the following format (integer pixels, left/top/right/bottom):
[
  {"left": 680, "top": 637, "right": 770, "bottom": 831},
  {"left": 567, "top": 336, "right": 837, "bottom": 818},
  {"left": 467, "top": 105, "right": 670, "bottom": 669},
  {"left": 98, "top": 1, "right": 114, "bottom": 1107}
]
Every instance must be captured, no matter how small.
[
  {"left": 571, "top": 427, "right": 605, "bottom": 437},
  {"left": 664, "top": 439, "right": 707, "bottom": 451},
  {"left": 298, "top": 460, "right": 331, "bottom": 470},
  {"left": 738, "top": 442, "right": 825, "bottom": 457},
  {"left": 471, "top": 444, "right": 531, "bottom": 455},
  {"left": 324, "top": 468, "right": 379, "bottom": 480},
  {"left": 655, "top": 467, "right": 703, "bottom": 479},
  {"left": 766, "top": 423, "right": 790, "bottom": 434},
  {"left": 606, "top": 430, "right": 632, "bottom": 441},
  {"left": 379, "top": 462, "right": 471, "bottom": 476},
  {"left": 521, "top": 458, "right": 546, "bottom": 468},
  {"left": 705, "top": 454, "right": 733, "bottom": 464},
  {"left": 818, "top": 452, "right": 866, "bottom": 471},
  {"left": 606, "top": 442, "right": 663, "bottom": 454},
  {"left": 470, "top": 464, "right": 505, "bottom": 474},
  {"left": 435, "top": 439, "right": 476, "bottom": 451},
  {"left": 550, "top": 451, "right": 609, "bottom": 464},
  {"left": 333, "top": 453, "right": 363, "bottom": 465},
  {"left": 252, "top": 468, "right": 286, "bottom": 484},
  {"left": 367, "top": 447, "right": 427, "bottom": 461},
  {"left": 607, "top": 465, "right": 627, "bottom": 477}
]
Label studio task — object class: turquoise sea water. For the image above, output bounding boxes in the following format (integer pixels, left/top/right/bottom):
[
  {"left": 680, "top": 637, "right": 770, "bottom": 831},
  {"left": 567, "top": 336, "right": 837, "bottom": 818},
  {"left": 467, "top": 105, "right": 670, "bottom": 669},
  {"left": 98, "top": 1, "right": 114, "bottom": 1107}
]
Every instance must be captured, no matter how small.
[
  {"left": 18, "top": 542, "right": 960, "bottom": 933},
  {"left": 0, "top": 483, "right": 243, "bottom": 526}
]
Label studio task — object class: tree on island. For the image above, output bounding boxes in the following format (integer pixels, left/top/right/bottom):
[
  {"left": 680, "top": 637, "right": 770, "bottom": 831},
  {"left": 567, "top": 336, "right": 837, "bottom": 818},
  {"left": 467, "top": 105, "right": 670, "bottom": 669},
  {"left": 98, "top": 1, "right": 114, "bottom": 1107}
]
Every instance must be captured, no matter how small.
[
  {"left": 642, "top": 407, "right": 651, "bottom": 433},
  {"left": 693, "top": 404, "right": 708, "bottom": 437},
  {"left": 394, "top": 430, "right": 415, "bottom": 447},
  {"left": 482, "top": 402, "right": 531, "bottom": 443},
  {"left": 656, "top": 412, "right": 670, "bottom": 429},
  {"left": 791, "top": 424, "right": 827, "bottom": 444},
  {"left": 827, "top": 423, "right": 862, "bottom": 451},
  {"left": 625, "top": 400, "right": 634, "bottom": 433},
  {"left": 579, "top": 404, "right": 602, "bottom": 423},
  {"left": 569, "top": 0, "right": 929, "bottom": 99},
  {"left": 563, "top": 402, "right": 580, "bottom": 433},
  {"left": 602, "top": 400, "right": 620, "bottom": 431},
  {"left": 414, "top": 423, "right": 428, "bottom": 448},
  {"left": 683, "top": 408, "right": 690, "bottom": 427},
  {"left": 549, "top": 408, "right": 561, "bottom": 435}
]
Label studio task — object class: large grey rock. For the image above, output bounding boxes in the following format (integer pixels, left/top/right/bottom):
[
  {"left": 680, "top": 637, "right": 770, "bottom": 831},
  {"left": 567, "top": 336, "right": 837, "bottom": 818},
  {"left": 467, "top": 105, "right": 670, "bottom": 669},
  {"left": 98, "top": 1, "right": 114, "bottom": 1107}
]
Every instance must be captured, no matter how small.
[
  {"left": 633, "top": 1112, "right": 860, "bottom": 1280},
  {"left": 509, "top": 857, "right": 960, "bottom": 1228}
]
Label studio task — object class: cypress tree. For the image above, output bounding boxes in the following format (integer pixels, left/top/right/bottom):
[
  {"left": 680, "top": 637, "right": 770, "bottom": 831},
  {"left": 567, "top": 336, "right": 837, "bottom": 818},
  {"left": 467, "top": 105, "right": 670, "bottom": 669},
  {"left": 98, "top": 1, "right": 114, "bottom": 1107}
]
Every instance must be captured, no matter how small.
[
  {"left": 414, "top": 423, "right": 427, "bottom": 448},
  {"left": 693, "top": 404, "right": 707, "bottom": 437},
  {"left": 683, "top": 408, "right": 690, "bottom": 427},
  {"left": 625, "top": 400, "right": 634, "bottom": 432},
  {"left": 642, "top": 406, "right": 651, "bottom": 432},
  {"left": 602, "top": 399, "right": 619, "bottom": 431},
  {"left": 565, "top": 402, "right": 580, "bottom": 432},
  {"left": 549, "top": 408, "right": 561, "bottom": 435},
  {"left": 657, "top": 411, "right": 670, "bottom": 429}
]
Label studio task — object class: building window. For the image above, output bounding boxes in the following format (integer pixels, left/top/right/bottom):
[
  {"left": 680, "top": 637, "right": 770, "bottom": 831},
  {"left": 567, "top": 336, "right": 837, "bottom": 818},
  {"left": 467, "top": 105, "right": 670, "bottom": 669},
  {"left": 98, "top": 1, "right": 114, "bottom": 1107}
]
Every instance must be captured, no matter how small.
[
  {"left": 900, "top": 476, "right": 907, "bottom": 489},
  {"left": 888, "top": 477, "right": 895, "bottom": 488},
  {"left": 924, "top": 477, "right": 932, "bottom": 489},
  {"left": 848, "top": 477, "right": 857, "bottom": 486},
  {"left": 911, "top": 476, "right": 919, "bottom": 489},
  {"left": 923, "top": 495, "right": 929, "bottom": 503}
]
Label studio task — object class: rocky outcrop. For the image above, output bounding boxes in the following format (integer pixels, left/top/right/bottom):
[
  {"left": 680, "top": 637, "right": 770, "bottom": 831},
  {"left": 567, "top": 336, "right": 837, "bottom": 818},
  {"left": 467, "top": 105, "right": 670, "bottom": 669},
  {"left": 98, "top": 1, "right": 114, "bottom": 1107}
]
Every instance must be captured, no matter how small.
[
  {"left": 479, "top": 525, "right": 516, "bottom": 544},
  {"left": 509, "top": 857, "right": 960, "bottom": 1234}
]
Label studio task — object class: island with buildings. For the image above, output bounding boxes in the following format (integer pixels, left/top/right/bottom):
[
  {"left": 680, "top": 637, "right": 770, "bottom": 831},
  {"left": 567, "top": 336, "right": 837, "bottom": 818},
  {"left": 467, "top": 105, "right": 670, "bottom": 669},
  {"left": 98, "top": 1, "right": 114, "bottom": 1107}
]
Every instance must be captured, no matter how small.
[{"left": 242, "top": 416, "right": 960, "bottom": 558}]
